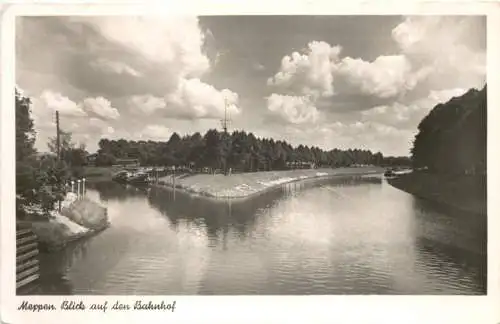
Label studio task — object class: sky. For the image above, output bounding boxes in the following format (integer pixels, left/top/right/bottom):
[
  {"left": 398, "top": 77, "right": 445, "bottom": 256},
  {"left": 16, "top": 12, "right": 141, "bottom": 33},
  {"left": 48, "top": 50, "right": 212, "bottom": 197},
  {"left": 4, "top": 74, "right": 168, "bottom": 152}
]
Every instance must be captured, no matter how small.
[{"left": 16, "top": 15, "right": 486, "bottom": 156}]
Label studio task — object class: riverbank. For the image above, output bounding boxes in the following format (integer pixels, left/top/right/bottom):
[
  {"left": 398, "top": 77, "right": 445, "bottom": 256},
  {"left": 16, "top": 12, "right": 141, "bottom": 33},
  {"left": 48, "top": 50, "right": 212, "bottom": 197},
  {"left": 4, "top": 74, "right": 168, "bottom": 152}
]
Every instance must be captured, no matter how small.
[
  {"left": 388, "top": 171, "right": 486, "bottom": 216},
  {"left": 19, "top": 193, "right": 110, "bottom": 251},
  {"left": 156, "top": 167, "right": 383, "bottom": 200}
]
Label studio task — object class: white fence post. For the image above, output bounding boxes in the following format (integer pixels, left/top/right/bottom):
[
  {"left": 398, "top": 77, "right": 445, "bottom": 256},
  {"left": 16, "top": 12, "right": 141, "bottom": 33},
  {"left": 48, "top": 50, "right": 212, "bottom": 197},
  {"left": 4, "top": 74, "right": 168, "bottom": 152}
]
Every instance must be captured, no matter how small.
[
  {"left": 71, "top": 180, "right": 75, "bottom": 193},
  {"left": 82, "top": 178, "right": 86, "bottom": 198},
  {"left": 77, "top": 180, "right": 81, "bottom": 199}
]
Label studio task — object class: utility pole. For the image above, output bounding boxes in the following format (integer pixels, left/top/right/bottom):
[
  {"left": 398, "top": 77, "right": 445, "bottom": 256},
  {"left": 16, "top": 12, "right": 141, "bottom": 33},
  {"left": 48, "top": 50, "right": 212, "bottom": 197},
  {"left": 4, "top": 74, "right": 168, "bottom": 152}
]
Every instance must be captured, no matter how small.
[
  {"left": 55, "top": 110, "right": 62, "bottom": 212},
  {"left": 56, "top": 110, "right": 61, "bottom": 161}
]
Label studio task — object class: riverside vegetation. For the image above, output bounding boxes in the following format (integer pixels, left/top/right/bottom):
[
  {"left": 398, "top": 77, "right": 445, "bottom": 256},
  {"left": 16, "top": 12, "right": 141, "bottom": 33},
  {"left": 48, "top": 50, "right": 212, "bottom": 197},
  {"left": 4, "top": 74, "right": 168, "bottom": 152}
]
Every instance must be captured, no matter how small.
[
  {"left": 389, "top": 85, "right": 487, "bottom": 215},
  {"left": 15, "top": 89, "right": 108, "bottom": 250}
]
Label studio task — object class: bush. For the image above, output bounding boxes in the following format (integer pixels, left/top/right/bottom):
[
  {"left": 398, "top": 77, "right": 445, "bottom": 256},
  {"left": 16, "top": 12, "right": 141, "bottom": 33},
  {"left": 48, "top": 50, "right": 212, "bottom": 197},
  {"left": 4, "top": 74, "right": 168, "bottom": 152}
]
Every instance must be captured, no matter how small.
[{"left": 61, "top": 198, "right": 109, "bottom": 231}]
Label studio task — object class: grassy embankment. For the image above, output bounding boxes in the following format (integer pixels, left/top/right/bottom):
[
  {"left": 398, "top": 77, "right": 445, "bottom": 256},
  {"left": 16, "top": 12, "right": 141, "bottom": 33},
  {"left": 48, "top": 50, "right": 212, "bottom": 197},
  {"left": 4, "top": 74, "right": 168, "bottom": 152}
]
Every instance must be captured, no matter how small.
[
  {"left": 20, "top": 193, "right": 110, "bottom": 251},
  {"left": 156, "top": 166, "right": 384, "bottom": 200},
  {"left": 388, "top": 171, "right": 486, "bottom": 216}
]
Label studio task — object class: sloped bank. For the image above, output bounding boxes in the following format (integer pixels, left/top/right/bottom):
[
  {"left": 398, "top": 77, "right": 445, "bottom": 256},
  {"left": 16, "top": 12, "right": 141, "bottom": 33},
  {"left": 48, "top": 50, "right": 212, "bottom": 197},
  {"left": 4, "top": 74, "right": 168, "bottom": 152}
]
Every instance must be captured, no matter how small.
[
  {"left": 155, "top": 167, "right": 384, "bottom": 201},
  {"left": 387, "top": 172, "right": 487, "bottom": 216},
  {"left": 27, "top": 193, "right": 110, "bottom": 251}
]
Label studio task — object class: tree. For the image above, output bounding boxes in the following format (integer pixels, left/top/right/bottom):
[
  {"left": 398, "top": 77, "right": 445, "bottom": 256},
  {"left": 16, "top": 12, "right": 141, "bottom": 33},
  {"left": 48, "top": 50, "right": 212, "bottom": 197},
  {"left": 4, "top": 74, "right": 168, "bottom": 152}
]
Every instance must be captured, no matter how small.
[
  {"left": 93, "top": 126, "right": 412, "bottom": 172},
  {"left": 16, "top": 89, "right": 37, "bottom": 217},
  {"left": 16, "top": 89, "right": 36, "bottom": 161},
  {"left": 48, "top": 130, "right": 87, "bottom": 176},
  {"left": 16, "top": 89, "right": 70, "bottom": 218},
  {"left": 411, "top": 85, "right": 486, "bottom": 175}
]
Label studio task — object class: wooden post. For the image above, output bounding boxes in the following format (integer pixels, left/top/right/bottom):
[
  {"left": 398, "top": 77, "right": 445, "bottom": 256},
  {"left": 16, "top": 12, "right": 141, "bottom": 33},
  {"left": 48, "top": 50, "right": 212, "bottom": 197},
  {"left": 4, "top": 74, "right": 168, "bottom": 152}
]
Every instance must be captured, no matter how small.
[{"left": 56, "top": 111, "right": 60, "bottom": 161}]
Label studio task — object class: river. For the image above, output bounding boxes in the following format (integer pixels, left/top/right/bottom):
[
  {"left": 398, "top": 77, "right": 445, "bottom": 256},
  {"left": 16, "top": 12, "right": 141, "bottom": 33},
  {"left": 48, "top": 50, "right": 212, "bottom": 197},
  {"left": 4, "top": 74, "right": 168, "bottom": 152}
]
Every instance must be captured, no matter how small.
[{"left": 30, "top": 174, "right": 486, "bottom": 295}]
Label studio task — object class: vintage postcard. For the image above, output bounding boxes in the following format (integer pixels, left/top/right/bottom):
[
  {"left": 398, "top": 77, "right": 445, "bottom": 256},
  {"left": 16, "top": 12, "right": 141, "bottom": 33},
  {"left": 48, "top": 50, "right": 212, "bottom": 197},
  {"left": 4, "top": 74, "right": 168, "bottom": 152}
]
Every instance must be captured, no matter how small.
[{"left": 1, "top": 1, "right": 499, "bottom": 323}]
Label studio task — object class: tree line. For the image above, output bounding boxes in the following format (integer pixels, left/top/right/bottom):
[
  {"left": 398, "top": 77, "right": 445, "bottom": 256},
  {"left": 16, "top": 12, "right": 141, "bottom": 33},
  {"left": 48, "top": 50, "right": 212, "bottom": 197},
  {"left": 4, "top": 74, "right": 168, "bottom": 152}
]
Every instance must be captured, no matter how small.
[
  {"left": 95, "top": 131, "right": 410, "bottom": 172},
  {"left": 411, "top": 85, "right": 487, "bottom": 175}
]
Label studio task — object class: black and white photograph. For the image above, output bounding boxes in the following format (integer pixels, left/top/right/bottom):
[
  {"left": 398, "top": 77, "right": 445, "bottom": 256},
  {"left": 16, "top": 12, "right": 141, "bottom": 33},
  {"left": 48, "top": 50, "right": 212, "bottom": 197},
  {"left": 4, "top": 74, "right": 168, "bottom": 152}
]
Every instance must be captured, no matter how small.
[{"left": 10, "top": 12, "right": 489, "bottom": 298}]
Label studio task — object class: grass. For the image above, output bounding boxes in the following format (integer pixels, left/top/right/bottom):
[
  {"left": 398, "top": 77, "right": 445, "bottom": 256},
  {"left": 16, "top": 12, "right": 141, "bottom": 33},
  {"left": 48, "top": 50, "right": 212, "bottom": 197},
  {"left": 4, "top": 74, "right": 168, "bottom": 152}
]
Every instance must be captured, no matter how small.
[
  {"left": 388, "top": 171, "right": 486, "bottom": 215},
  {"left": 157, "top": 166, "right": 384, "bottom": 199}
]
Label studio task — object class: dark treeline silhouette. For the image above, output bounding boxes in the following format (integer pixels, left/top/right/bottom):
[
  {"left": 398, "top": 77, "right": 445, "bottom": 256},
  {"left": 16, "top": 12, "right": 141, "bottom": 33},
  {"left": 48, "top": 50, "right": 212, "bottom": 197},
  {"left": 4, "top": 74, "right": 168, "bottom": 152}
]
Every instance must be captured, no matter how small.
[
  {"left": 95, "top": 130, "right": 410, "bottom": 172},
  {"left": 411, "top": 85, "right": 487, "bottom": 175}
]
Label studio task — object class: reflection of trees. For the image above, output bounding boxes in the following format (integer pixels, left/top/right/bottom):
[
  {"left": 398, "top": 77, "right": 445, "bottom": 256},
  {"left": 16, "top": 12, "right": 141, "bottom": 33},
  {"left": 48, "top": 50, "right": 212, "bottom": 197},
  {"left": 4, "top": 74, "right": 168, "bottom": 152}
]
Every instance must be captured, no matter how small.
[
  {"left": 146, "top": 186, "right": 285, "bottom": 241},
  {"left": 414, "top": 237, "right": 486, "bottom": 294},
  {"left": 30, "top": 239, "right": 94, "bottom": 295},
  {"left": 87, "top": 181, "right": 149, "bottom": 202},
  {"left": 410, "top": 198, "right": 486, "bottom": 294}
]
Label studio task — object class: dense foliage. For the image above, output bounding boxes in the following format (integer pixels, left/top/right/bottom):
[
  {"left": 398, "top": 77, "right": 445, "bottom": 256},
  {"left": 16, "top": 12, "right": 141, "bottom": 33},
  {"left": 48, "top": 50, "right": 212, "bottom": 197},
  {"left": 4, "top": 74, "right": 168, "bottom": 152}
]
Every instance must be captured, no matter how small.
[
  {"left": 411, "top": 85, "right": 487, "bottom": 175},
  {"left": 96, "top": 131, "right": 410, "bottom": 171},
  {"left": 16, "top": 89, "right": 70, "bottom": 218},
  {"left": 47, "top": 130, "right": 88, "bottom": 178}
]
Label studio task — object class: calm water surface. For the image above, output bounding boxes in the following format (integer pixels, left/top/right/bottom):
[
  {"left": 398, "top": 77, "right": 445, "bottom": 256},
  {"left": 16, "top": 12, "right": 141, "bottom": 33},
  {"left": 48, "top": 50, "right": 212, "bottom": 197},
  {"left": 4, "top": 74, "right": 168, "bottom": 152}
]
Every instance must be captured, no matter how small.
[{"left": 30, "top": 175, "right": 486, "bottom": 295}]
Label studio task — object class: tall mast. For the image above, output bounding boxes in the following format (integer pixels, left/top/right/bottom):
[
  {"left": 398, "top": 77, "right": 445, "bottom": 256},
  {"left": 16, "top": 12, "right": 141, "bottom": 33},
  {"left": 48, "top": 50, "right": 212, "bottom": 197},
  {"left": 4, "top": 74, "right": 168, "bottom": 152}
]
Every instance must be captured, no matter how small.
[{"left": 220, "top": 98, "right": 232, "bottom": 134}]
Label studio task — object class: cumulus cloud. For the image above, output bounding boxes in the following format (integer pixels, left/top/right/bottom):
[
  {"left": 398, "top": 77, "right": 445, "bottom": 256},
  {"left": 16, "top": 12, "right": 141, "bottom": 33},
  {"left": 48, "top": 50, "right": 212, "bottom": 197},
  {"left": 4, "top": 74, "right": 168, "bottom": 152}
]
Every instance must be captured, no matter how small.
[
  {"left": 269, "top": 16, "right": 485, "bottom": 105},
  {"left": 142, "top": 125, "right": 171, "bottom": 140},
  {"left": 76, "top": 17, "right": 241, "bottom": 122},
  {"left": 126, "top": 80, "right": 241, "bottom": 120},
  {"left": 30, "top": 90, "right": 118, "bottom": 151},
  {"left": 428, "top": 88, "right": 468, "bottom": 103},
  {"left": 39, "top": 90, "right": 87, "bottom": 117},
  {"left": 361, "top": 88, "right": 468, "bottom": 128},
  {"left": 18, "top": 16, "right": 245, "bottom": 152},
  {"left": 267, "top": 41, "right": 342, "bottom": 98},
  {"left": 337, "top": 55, "right": 423, "bottom": 98},
  {"left": 76, "top": 16, "right": 211, "bottom": 79},
  {"left": 391, "top": 16, "right": 486, "bottom": 89},
  {"left": 268, "top": 41, "right": 420, "bottom": 100},
  {"left": 90, "top": 58, "right": 141, "bottom": 77},
  {"left": 165, "top": 78, "right": 241, "bottom": 119},
  {"left": 267, "top": 94, "right": 319, "bottom": 124},
  {"left": 127, "top": 95, "right": 166, "bottom": 115},
  {"left": 81, "top": 96, "right": 120, "bottom": 120}
]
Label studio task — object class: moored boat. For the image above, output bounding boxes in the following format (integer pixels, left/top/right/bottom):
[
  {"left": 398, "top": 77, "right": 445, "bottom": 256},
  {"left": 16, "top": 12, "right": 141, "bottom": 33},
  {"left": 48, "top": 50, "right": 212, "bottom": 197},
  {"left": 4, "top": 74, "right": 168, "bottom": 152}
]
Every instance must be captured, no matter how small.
[
  {"left": 112, "top": 170, "right": 150, "bottom": 184},
  {"left": 384, "top": 169, "right": 396, "bottom": 178}
]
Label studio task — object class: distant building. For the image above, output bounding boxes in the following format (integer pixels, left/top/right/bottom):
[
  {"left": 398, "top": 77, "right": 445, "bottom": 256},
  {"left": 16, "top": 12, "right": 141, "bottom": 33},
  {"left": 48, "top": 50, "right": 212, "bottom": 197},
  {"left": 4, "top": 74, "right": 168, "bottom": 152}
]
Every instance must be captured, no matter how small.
[{"left": 86, "top": 153, "right": 98, "bottom": 166}]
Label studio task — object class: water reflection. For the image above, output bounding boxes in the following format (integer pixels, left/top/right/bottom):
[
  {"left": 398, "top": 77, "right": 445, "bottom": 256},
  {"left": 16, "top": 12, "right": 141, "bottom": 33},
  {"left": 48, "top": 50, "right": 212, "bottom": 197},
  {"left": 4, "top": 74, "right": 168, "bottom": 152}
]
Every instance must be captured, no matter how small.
[
  {"left": 26, "top": 175, "right": 486, "bottom": 295},
  {"left": 87, "top": 181, "right": 149, "bottom": 202},
  {"left": 21, "top": 240, "right": 91, "bottom": 295}
]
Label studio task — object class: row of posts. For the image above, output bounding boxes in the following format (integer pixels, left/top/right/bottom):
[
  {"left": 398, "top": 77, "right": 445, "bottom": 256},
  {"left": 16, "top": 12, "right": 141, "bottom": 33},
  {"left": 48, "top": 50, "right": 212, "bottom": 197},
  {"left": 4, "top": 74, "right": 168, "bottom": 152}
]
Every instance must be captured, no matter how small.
[
  {"left": 69, "top": 178, "right": 86, "bottom": 199},
  {"left": 151, "top": 167, "right": 175, "bottom": 187}
]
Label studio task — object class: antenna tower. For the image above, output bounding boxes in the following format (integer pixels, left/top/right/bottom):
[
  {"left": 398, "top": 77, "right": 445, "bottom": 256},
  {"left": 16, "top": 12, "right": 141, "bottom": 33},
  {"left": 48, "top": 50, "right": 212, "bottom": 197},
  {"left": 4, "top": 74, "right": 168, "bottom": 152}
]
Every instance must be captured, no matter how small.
[{"left": 220, "top": 98, "right": 232, "bottom": 134}]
